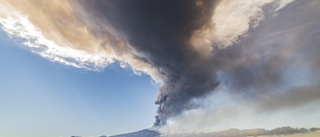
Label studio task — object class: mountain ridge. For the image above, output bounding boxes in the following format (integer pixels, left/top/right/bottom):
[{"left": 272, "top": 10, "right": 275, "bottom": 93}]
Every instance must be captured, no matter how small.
[{"left": 81, "top": 126, "right": 320, "bottom": 137}]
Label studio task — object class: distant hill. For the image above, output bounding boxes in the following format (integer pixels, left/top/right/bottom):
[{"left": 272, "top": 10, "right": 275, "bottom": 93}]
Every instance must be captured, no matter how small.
[{"left": 162, "top": 126, "right": 318, "bottom": 137}]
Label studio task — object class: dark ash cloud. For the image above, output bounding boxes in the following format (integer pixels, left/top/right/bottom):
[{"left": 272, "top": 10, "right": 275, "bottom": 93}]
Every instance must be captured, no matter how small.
[
  {"left": 75, "top": 0, "right": 221, "bottom": 126},
  {"left": 68, "top": 0, "right": 320, "bottom": 129}
]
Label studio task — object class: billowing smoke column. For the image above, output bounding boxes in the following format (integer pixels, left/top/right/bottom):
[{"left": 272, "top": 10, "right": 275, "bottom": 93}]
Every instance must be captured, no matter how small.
[
  {"left": 70, "top": 0, "right": 320, "bottom": 128},
  {"left": 75, "top": 0, "right": 221, "bottom": 126}
]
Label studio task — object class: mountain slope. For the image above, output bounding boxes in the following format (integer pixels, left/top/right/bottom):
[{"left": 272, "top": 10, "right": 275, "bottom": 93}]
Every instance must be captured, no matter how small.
[{"left": 110, "top": 129, "right": 160, "bottom": 137}]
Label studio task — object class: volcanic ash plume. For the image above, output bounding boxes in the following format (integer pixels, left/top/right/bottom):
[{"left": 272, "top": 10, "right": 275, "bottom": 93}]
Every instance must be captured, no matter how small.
[
  {"left": 1, "top": 0, "right": 320, "bottom": 131},
  {"left": 74, "top": 0, "right": 223, "bottom": 126}
]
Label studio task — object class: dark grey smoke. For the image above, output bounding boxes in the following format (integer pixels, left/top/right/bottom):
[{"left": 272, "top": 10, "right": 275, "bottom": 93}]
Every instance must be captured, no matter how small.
[
  {"left": 75, "top": 0, "right": 220, "bottom": 126},
  {"left": 72, "top": 0, "right": 320, "bottom": 128}
]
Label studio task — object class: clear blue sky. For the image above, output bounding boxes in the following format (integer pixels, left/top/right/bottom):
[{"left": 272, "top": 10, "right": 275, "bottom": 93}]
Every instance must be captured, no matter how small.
[{"left": 0, "top": 30, "right": 158, "bottom": 137}]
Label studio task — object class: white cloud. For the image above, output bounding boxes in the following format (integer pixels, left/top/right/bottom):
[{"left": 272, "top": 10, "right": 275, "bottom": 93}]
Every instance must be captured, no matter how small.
[
  {"left": 0, "top": 6, "right": 114, "bottom": 71},
  {"left": 192, "top": 0, "right": 296, "bottom": 50}
]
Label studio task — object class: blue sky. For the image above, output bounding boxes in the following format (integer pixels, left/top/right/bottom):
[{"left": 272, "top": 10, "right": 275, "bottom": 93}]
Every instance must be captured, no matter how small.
[{"left": 0, "top": 30, "right": 158, "bottom": 137}]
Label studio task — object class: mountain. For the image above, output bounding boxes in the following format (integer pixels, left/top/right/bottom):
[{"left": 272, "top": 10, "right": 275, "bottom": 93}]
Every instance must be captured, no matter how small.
[
  {"left": 75, "top": 126, "right": 320, "bottom": 137},
  {"left": 110, "top": 129, "right": 160, "bottom": 137}
]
